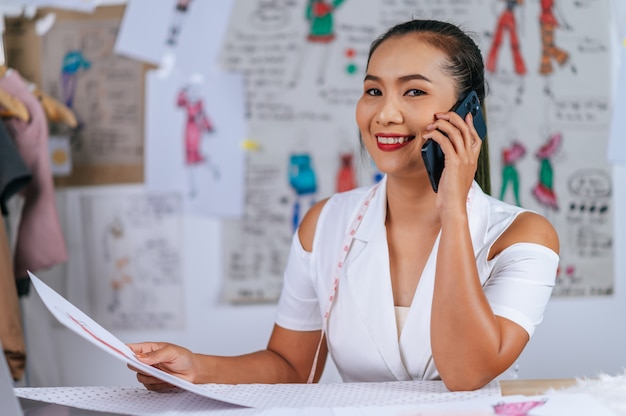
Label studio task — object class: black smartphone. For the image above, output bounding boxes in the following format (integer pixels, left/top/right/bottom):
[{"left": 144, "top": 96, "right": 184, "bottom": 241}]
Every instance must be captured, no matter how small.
[{"left": 421, "top": 90, "right": 487, "bottom": 192}]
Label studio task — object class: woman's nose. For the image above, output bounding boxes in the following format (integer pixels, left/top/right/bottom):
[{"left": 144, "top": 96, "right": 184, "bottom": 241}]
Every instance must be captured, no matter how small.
[{"left": 376, "top": 97, "right": 404, "bottom": 125}]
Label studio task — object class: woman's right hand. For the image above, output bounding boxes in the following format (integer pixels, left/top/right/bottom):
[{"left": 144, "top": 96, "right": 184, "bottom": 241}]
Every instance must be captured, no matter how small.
[{"left": 127, "top": 342, "right": 197, "bottom": 391}]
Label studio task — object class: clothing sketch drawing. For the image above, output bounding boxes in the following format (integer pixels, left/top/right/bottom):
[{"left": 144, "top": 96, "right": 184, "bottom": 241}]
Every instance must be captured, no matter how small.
[
  {"left": 289, "top": 0, "right": 346, "bottom": 87},
  {"left": 532, "top": 132, "right": 561, "bottom": 211},
  {"left": 289, "top": 153, "right": 317, "bottom": 231},
  {"left": 499, "top": 141, "right": 526, "bottom": 207},
  {"left": 486, "top": 0, "right": 526, "bottom": 75},
  {"left": 538, "top": 0, "right": 570, "bottom": 75},
  {"left": 177, "top": 86, "right": 218, "bottom": 197},
  {"left": 177, "top": 88, "right": 214, "bottom": 166},
  {"left": 336, "top": 152, "right": 357, "bottom": 192},
  {"left": 166, "top": 0, "right": 193, "bottom": 46},
  {"left": 60, "top": 50, "right": 91, "bottom": 108}
]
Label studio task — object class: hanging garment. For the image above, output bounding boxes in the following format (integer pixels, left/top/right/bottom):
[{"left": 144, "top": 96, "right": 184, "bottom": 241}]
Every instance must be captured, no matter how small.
[
  {"left": 0, "top": 70, "right": 68, "bottom": 291},
  {"left": 0, "top": 119, "right": 32, "bottom": 215},
  {"left": 0, "top": 218, "right": 26, "bottom": 380}
]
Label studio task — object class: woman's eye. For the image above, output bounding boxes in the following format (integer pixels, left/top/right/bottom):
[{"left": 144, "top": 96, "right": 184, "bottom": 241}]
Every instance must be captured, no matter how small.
[
  {"left": 405, "top": 89, "right": 425, "bottom": 97},
  {"left": 365, "top": 88, "right": 382, "bottom": 96},
  {"left": 406, "top": 89, "right": 424, "bottom": 96}
]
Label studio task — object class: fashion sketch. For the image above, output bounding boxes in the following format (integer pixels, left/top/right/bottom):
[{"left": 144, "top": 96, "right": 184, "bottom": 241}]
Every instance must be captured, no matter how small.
[
  {"left": 288, "top": 0, "right": 346, "bottom": 87},
  {"left": 499, "top": 141, "right": 526, "bottom": 207},
  {"left": 288, "top": 152, "right": 318, "bottom": 232},
  {"left": 486, "top": 0, "right": 526, "bottom": 76},
  {"left": 166, "top": 0, "right": 193, "bottom": 46},
  {"left": 532, "top": 132, "right": 562, "bottom": 211},
  {"left": 176, "top": 80, "right": 219, "bottom": 198},
  {"left": 60, "top": 49, "right": 91, "bottom": 108}
]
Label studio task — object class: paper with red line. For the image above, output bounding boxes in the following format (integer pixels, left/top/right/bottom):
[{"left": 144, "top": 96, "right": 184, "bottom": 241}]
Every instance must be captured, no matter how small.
[{"left": 27, "top": 271, "right": 248, "bottom": 407}]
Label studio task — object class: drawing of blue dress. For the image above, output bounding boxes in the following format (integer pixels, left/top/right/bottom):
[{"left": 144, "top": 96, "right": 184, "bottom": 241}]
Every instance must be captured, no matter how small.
[
  {"left": 289, "top": 153, "right": 317, "bottom": 231},
  {"left": 60, "top": 50, "right": 91, "bottom": 108}
]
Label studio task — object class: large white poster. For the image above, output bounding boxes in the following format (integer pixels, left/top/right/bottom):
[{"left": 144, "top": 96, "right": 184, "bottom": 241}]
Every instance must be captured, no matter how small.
[{"left": 219, "top": 0, "right": 614, "bottom": 302}]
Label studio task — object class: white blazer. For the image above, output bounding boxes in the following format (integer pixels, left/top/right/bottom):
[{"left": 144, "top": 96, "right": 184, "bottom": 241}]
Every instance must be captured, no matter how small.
[{"left": 276, "top": 175, "right": 558, "bottom": 382}]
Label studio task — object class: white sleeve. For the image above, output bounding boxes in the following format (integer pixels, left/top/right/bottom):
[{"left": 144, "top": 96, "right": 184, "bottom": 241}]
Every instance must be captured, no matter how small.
[
  {"left": 275, "top": 233, "right": 323, "bottom": 331},
  {"left": 484, "top": 242, "right": 559, "bottom": 337}
]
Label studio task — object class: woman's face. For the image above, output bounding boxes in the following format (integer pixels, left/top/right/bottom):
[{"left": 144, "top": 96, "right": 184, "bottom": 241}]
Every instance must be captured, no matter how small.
[{"left": 356, "top": 33, "right": 458, "bottom": 178}]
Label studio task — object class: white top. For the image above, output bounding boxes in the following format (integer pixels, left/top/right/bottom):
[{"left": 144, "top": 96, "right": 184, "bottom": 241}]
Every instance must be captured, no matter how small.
[
  {"left": 275, "top": 176, "right": 559, "bottom": 382},
  {"left": 394, "top": 306, "right": 410, "bottom": 340}
]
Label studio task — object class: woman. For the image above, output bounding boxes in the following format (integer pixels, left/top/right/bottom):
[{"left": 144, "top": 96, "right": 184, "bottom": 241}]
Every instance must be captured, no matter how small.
[{"left": 128, "top": 19, "right": 559, "bottom": 391}]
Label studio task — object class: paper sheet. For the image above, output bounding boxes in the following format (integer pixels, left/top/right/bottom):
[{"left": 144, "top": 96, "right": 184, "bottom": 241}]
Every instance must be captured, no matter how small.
[{"left": 27, "top": 271, "right": 251, "bottom": 407}]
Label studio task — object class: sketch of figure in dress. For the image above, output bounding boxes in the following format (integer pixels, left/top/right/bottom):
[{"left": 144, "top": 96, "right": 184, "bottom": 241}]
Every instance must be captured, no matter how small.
[
  {"left": 486, "top": 0, "right": 526, "bottom": 76},
  {"left": 499, "top": 141, "right": 526, "bottom": 207},
  {"left": 103, "top": 216, "right": 134, "bottom": 314},
  {"left": 288, "top": 152, "right": 317, "bottom": 232},
  {"left": 538, "top": 0, "right": 576, "bottom": 96},
  {"left": 288, "top": 0, "right": 346, "bottom": 87},
  {"left": 166, "top": 0, "right": 193, "bottom": 46},
  {"left": 60, "top": 49, "right": 91, "bottom": 108},
  {"left": 176, "top": 76, "right": 219, "bottom": 198},
  {"left": 336, "top": 152, "right": 356, "bottom": 192},
  {"left": 538, "top": 0, "right": 571, "bottom": 74},
  {"left": 532, "top": 132, "right": 562, "bottom": 211}
]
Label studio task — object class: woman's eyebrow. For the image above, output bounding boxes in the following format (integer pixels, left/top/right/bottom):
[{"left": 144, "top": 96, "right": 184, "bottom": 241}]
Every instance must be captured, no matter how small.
[{"left": 363, "top": 73, "right": 433, "bottom": 83}]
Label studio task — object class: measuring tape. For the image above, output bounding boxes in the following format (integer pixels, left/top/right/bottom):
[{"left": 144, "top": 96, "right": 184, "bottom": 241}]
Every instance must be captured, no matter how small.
[{"left": 306, "top": 182, "right": 381, "bottom": 383}]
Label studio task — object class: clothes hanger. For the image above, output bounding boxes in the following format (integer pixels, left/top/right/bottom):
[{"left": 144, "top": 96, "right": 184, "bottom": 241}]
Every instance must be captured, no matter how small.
[
  {"left": 0, "top": 65, "right": 30, "bottom": 122},
  {"left": 30, "top": 85, "right": 78, "bottom": 128},
  {"left": 0, "top": 64, "right": 76, "bottom": 127},
  {"left": 0, "top": 89, "right": 30, "bottom": 122}
]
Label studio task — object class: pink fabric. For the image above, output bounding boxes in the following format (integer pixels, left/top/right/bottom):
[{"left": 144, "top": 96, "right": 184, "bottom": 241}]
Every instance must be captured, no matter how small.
[{"left": 0, "top": 70, "right": 68, "bottom": 279}]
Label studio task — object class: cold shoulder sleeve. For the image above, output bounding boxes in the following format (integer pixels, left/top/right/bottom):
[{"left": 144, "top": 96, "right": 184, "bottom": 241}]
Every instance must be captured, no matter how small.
[
  {"left": 484, "top": 242, "right": 559, "bottom": 337},
  {"left": 275, "top": 233, "right": 323, "bottom": 331}
]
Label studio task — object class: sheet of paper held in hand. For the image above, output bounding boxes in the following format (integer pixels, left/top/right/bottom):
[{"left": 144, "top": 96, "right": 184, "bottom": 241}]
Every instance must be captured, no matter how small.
[{"left": 26, "top": 271, "right": 502, "bottom": 409}]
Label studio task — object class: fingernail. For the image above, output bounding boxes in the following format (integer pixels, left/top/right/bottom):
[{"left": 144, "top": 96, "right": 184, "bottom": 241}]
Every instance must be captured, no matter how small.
[{"left": 426, "top": 123, "right": 434, "bottom": 129}]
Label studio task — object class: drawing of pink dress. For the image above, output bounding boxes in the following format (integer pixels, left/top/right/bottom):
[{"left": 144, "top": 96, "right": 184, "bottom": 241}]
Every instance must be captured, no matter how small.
[
  {"left": 177, "top": 89, "right": 213, "bottom": 165},
  {"left": 532, "top": 133, "right": 561, "bottom": 210}
]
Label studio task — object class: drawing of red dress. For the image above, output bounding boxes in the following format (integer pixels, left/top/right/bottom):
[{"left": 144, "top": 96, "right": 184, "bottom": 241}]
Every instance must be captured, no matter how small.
[
  {"left": 177, "top": 89, "right": 213, "bottom": 165},
  {"left": 539, "top": 0, "right": 569, "bottom": 74},
  {"left": 486, "top": 0, "right": 526, "bottom": 75},
  {"left": 336, "top": 152, "right": 356, "bottom": 192}
]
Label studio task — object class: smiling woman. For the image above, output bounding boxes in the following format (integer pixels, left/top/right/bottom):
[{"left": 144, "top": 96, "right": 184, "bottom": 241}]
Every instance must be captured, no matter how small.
[{"left": 128, "top": 19, "right": 560, "bottom": 392}]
